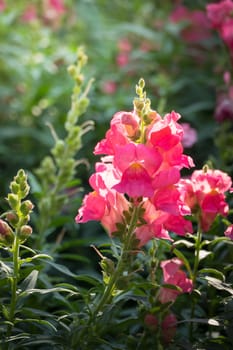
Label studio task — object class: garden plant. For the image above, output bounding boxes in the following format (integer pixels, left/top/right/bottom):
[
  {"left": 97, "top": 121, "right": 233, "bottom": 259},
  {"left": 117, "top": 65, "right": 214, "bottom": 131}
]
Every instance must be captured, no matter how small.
[{"left": 0, "top": 1, "right": 233, "bottom": 349}]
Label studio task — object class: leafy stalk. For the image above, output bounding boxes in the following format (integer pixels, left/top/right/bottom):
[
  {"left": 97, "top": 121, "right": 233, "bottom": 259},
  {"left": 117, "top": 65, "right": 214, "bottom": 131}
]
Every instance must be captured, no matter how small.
[{"left": 34, "top": 47, "right": 94, "bottom": 249}]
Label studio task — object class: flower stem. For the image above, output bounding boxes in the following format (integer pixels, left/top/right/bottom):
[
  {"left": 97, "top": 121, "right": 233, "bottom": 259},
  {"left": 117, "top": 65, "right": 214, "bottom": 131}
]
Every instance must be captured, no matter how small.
[
  {"left": 189, "top": 225, "right": 202, "bottom": 341},
  {"left": 6, "top": 231, "right": 20, "bottom": 340}
]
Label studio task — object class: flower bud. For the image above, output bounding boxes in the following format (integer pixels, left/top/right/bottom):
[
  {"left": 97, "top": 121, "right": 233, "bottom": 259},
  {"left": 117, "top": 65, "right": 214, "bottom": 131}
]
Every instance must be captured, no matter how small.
[
  {"left": 6, "top": 211, "right": 19, "bottom": 226},
  {"left": 20, "top": 200, "right": 34, "bottom": 216},
  {"left": 19, "top": 225, "right": 33, "bottom": 242},
  {"left": 7, "top": 193, "right": 19, "bottom": 210},
  {"left": 0, "top": 219, "right": 14, "bottom": 245}
]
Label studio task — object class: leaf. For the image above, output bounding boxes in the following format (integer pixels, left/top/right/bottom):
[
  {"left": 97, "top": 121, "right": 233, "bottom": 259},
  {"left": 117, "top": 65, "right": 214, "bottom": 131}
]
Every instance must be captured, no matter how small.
[
  {"left": 172, "top": 248, "right": 192, "bottom": 276},
  {"left": 0, "top": 260, "right": 13, "bottom": 277},
  {"left": 199, "top": 268, "right": 225, "bottom": 281},
  {"left": 75, "top": 274, "right": 102, "bottom": 287},
  {"left": 45, "top": 260, "right": 77, "bottom": 278},
  {"left": 15, "top": 318, "right": 57, "bottom": 332},
  {"left": 20, "top": 270, "right": 39, "bottom": 291},
  {"left": 173, "top": 239, "right": 194, "bottom": 248},
  {"left": 178, "top": 318, "right": 220, "bottom": 326},
  {"left": 18, "top": 287, "right": 78, "bottom": 298},
  {"left": 202, "top": 276, "right": 233, "bottom": 295},
  {"left": 199, "top": 250, "right": 212, "bottom": 261},
  {"left": 21, "top": 253, "right": 53, "bottom": 265}
]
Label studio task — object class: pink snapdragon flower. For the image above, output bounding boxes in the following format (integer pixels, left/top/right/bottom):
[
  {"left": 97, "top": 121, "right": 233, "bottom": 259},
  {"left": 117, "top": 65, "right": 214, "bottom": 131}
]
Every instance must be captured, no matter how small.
[
  {"left": 181, "top": 123, "right": 198, "bottom": 148},
  {"left": 170, "top": 5, "right": 211, "bottom": 43},
  {"left": 76, "top": 95, "right": 194, "bottom": 245},
  {"left": 207, "top": 0, "right": 233, "bottom": 56},
  {"left": 179, "top": 168, "right": 232, "bottom": 232},
  {"left": 225, "top": 224, "right": 233, "bottom": 239},
  {"left": 144, "top": 312, "right": 177, "bottom": 344},
  {"left": 159, "top": 258, "right": 193, "bottom": 304}
]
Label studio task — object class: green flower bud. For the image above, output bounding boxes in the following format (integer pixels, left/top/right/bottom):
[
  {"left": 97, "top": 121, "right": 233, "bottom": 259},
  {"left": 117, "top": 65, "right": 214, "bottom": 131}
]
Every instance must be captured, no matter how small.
[
  {"left": 20, "top": 200, "right": 34, "bottom": 216},
  {"left": 10, "top": 182, "right": 20, "bottom": 194},
  {"left": 7, "top": 193, "right": 19, "bottom": 210}
]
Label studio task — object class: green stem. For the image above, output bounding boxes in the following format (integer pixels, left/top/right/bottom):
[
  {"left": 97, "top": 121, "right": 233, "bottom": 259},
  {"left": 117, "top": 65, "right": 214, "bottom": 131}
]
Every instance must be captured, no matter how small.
[
  {"left": 6, "top": 231, "right": 20, "bottom": 339},
  {"left": 192, "top": 227, "right": 202, "bottom": 287},
  {"left": 189, "top": 225, "right": 202, "bottom": 341},
  {"left": 93, "top": 204, "right": 140, "bottom": 316}
]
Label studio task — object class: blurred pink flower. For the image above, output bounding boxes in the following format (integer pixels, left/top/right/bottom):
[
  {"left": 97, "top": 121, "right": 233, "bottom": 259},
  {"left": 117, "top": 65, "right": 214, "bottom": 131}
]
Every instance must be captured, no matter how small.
[
  {"left": 144, "top": 313, "right": 177, "bottom": 344},
  {"left": 206, "top": 0, "right": 233, "bottom": 30},
  {"left": 181, "top": 123, "right": 197, "bottom": 148},
  {"left": 0, "top": 0, "right": 5, "bottom": 12},
  {"left": 170, "top": 5, "right": 211, "bottom": 43},
  {"left": 101, "top": 80, "right": 117, "bottom": 95},
  {"left": 117, "top": 38, "right": 132, "bottom": 52},
  {"left": 21, "top": 5, "right": 38, "bottom": 22},
  {"left": 225, "top": 224, "right": 233, "bottom": 239},
  {"left": 162, "top": 313, "right": 177, "bottom": 344},
  {"left": 116, "top": 52, "right": 129, "bottom": 67},
  {"left": 159, "top": 258, "right": 193, "bottom": 304}
]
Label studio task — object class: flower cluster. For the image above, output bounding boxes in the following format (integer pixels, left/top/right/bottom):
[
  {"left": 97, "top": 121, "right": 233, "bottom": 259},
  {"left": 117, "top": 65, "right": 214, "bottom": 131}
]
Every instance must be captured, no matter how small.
[
  {"left": 207, "top": 0, "right": 233, "bottom": 56},
  {"left": 178, "top": 168, "right": 232, "bottom": 232},
  {"left": 76, "top": 80, "right": 194, "bottom": 245}
]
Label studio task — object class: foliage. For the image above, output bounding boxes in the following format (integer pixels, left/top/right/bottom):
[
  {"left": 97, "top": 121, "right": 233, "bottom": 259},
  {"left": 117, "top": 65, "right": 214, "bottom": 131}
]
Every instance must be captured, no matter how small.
[{"left": 0, "top": 0, "right": 233, "bottom": 349}]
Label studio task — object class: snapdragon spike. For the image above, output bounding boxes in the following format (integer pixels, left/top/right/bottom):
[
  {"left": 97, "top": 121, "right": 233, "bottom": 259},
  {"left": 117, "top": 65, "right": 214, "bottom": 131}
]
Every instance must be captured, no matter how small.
[{"left": 76, "top": 79, "right": 194, "bottom": 245}]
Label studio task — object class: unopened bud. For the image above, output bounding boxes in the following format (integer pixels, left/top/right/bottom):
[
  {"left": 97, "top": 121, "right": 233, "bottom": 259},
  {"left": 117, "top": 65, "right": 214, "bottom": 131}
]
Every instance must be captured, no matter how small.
[
  {"left": 6, "top": 211, "right": 19, "bottom": 226},
  {"left": 7, "top": 193, "right": 19, "bottom": 210},
  {"left": 19, "top": 225, "right": 32, "bottom": 242},
  {"left": 0, "top": 219, "right": 14, "bottom": 245},
  {"left": 20, "top": 200, "right": 34, "bottom": 215}
]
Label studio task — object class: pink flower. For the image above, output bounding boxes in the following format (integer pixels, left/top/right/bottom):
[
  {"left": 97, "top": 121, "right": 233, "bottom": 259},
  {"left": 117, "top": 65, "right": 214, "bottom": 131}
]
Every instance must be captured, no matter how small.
[
  {"left": 21, "top": 5, "right": 38, "bottom": 22},
  {"left": 159, "top": 258, "right": 193, "bottom": 304},
  {"left": 144, "top": 313, "right": 177, "bottom": 344},
  {"left": 221, "top": 19, "right": 233, "bottom": 51},
  {"left": 225, "top": 224, "right": 233, "bottom": 239},
  {"left": 116, "top": 52, "right": 129, "bottom": 67},
  {"left": 76, "top": 101, "right": 195, "bottom": 244},
  {"left": 162, "top": 313, "right": 177, "bottom": 344},
  {"left": 181, "top": 123, "right": 197, "bottom": 148},
  {"left": 179, "top": 169, "right": 232, "bottom": 231},
  {"left": 206, "top": 0, "right": 233, "bottom": 30},
  {"left": 101, "top": 80, "right": 117, "bottom": 95},
  {"left": 117, "top": 38, "right": 132, "bottom": 52},
  {"left": 0, "top": 0, "right": 5, "bottom": 12},
  {"left": 170, "top": 5, "right": 211, "bottom": 43}
]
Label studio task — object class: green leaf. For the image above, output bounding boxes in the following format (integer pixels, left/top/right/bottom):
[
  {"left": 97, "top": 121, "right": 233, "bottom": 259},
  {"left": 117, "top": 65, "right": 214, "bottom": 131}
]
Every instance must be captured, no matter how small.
[
  {"left": 173, "top": 239, "right": 194, "bottom": 248},
  {"left": 172, "top": 248, "right": 192, "bottom": 276},
  {"left": 15, "top": 318, "right": 57, "bottom": 332},
  {"left": 20, "top": 270, "right": 39, "bottom": 291},
  {"left": 199, "top": 249, "right": 212, "bottom": 261},
  {"left": 199, "top": 268, "right": 225, "bottom": 281},
  {"left": 18, "top": 287, "right": 78, "bottom": 298},
  {"left": 178, "top": 318, "right": 220, "bottom": 326},
  {"left": 202, "top": 276, "right": 233, "bottom": 295},
  {"left": 21, "top": 253, "right": 53, "bottom": 265},
  {"left": 45, "top": 260, "right": 77, "bottom": 278}
]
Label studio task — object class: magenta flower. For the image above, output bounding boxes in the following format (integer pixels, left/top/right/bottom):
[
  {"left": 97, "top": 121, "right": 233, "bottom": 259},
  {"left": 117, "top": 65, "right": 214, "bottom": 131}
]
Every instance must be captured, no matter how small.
[
  {"left": 225, "top": 224, "right": 233, "bottom": 239},
  {"left": 159, "top": 258, "right": 193, "bottom": 304},
  {"left": 179, "top": 169, "right": 232, "bottom": 232},
  {"left": 76, "top": 92, "right": 195, "bottom": 244},
  {"left": 206, "top": 0, "right": 233, "bottom": 30}
]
